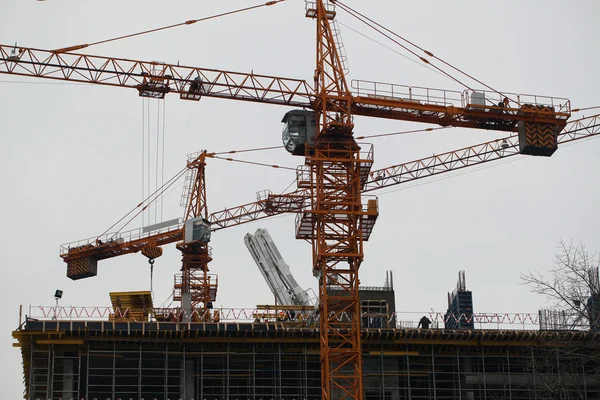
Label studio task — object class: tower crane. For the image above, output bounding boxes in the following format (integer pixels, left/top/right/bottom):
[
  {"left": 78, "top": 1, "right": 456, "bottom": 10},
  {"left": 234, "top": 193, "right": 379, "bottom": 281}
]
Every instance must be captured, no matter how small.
[{"left": 0, "top": 1, "right": 586, "bottom": 399}]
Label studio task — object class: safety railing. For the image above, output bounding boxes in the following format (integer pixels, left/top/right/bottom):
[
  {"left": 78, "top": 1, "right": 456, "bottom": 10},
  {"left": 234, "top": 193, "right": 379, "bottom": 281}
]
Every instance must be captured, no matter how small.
[
  {"left": 462, "top": 89, "right": 571, "bottom": 117},
  {"left": 27, "top": 306, "right": 599, "bottom": 331},
  {"left": 59, "top": 220, "right": 184, "bottom": 256},
  {"left": 305, "top": 0, "right": 336, "bottom": 19},
  {"left": 30, "top": 305, "right": 578, "bottom": 331},
  {"left": 352, "top": 79, "right": 463, "bottom": 107},
  {"left": 295, "top": 196, "right": 378, "bottom": 219},
  {"left": 255, "top": 189, "right": 273, "bottom": 202},
  {"left": 395, "top": 311, "right": 541, "bottom": 330},
  {"left": 358, "top": 142, "right": 375, "bottom": 163},
  {"left": 296, "top": 166, "right": 312, "bottom": 188}
]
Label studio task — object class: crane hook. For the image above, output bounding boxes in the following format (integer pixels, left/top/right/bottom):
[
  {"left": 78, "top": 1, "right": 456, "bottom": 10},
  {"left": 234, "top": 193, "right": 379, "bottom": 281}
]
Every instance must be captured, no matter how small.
[{"left": 149, "top": 258, "right": 156, "bottom": 298}]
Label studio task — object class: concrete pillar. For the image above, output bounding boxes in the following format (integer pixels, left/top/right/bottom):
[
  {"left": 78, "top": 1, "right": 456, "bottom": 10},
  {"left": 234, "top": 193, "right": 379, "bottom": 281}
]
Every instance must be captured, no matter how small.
[
  {"left": 182, "top": 292, "right": 192, "bottom": 322},
  {"left": 62, "top": 358, "right": 74, "bottom": 400},
  {"left": 181, "top": 359, "right": 195, "bottom": 400}
]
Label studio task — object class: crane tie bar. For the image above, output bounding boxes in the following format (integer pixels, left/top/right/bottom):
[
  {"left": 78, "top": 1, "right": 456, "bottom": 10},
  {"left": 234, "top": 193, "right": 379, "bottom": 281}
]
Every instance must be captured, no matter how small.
[{"left": 52, "top": 0, "right": 287, "bottom": 54}]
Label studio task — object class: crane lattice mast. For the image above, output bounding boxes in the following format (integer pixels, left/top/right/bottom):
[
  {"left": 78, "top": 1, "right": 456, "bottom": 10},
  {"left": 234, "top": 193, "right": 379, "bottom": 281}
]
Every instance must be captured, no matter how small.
[{"left": 307, "top": 2, "right": 366, "bottom": 399}]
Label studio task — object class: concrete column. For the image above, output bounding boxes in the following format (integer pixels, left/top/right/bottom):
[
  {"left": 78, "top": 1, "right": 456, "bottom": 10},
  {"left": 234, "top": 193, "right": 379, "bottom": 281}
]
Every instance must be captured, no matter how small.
[
  {"left": 62, "top": 358, "right": 74, "bottom": 400},
  {"left": 182, "top": 292, "right": 192, "bottom": 322},
  {"left": 181, "top": 350, "right": 195, "bottom": 400},
  {"left": 185, "top": 359, "right": 196, "bottom": 400}
]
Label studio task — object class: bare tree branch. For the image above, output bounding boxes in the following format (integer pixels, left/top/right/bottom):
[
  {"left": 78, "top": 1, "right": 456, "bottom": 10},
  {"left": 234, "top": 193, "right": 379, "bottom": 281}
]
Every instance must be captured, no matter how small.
[{"left": 520, "top": 240, "right": 600, "bottom": 330}]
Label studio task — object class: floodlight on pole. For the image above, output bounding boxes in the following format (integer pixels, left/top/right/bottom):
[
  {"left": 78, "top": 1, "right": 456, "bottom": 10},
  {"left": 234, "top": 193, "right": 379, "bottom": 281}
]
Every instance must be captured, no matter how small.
[{"left": 53, "top": 290, "right": 63, "bottom": 320}]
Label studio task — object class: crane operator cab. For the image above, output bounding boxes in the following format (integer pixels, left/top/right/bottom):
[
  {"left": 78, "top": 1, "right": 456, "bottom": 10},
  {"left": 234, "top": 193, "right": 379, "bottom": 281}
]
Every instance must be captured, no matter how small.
[
  {"left": 183, "top": 217, "right": 212, "bottom": 245},
  {"left": 281, "top": 110, "right": 317, "bottom": 156}
]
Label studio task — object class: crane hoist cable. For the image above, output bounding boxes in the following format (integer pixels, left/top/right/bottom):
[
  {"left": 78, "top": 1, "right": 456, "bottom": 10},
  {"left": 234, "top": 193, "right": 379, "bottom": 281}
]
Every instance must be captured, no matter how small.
[
  {"left": 141, "top": 99, "right": 145, "bottom": 227},
  {"left": 337, "top": 21, "right": 447, "bottom": 81},
  {"left": 334, "top": 0, "right": 514, "bottom": 102},
  {"left": 279, "top": 177, "right": 298, "bottom": 194},
  {"left": 333, "top": 2, "right": 476, "bottom": 91},
  {"left": 155, "top": 101, "right": 160, "bottom": 224},
  {"left": 211, "top": 126, "right": 453, "bottom": 157},
  {"left": 210, "top": 155, "right": 296, "bottom": 171},
  {"left": 150, "top": 258, "right": 155, "bottom": 301},
  {"left": 356, "top": 126, "right": 449, "bottom": 140},
  {"left": 97, "top": 145, "right": 294, "bottom": 243},
  {"left": 96, "top": 165, "right": 189, "bottom": 241},
  {"left": 208, "top": 127, "right": 452, "bottom": 177},
  {"left": 141, "top": 97, "right": 167, "bottom": 227},
  {"left": 161, "top": 99, "right": 167, "bottom": 222},
  {"left": 147, "top": 99, "right": 151, "bottom": 223},
  {"left": 125, "top": 163, "right": 187, "bottom": 234},
  {"left": 52, "top": 0, "right": 288, "bottom": 53},
  {"left": 213, "top": 145, "right": 284, "bottom": 155},
  {"left": 572, "top": 105, "right": 600, "bottom": 113},
  {"left": 99, "top": 143, "right": 295, "bottom": 244},
  {"left": 155, "top": 99, "right": 163, "bottom": 225}
]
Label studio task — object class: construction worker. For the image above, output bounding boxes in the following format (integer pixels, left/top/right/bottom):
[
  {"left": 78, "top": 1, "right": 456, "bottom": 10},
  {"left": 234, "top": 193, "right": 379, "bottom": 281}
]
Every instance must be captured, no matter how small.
[
  {"left": 417, "top": 315, "right": 432, "bottom": 329},
  {"left": 497, "top": 97, "right": 509, "bottom": 109},
  {"left": 189, "top": 76, "right": 202, "bottom": 94}
]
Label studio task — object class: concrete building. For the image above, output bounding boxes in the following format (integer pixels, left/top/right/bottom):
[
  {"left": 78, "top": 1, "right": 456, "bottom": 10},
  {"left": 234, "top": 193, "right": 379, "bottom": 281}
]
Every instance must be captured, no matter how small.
[
  {"left": 14, "top": 318, "right": 600, "bottom": 400},
  {"left": 13, "top": 272, "right": 600, "bottom": 400}
]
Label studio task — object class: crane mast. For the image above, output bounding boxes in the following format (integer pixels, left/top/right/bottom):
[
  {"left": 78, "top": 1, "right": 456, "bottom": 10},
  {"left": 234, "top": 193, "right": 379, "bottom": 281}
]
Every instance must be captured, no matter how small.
[
  {"left": 174, "top": 151, "right": 217, "bottom": 321},
  {"left": 307, "top": 2, "right": 365, "bottom": 400}
]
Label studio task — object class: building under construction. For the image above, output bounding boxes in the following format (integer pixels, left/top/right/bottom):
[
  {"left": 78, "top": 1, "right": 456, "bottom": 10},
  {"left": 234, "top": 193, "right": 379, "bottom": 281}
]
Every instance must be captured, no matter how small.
[
  {"left": 4, "top": 1, "right": 600, "bottom": 399},
  {"left": 13, "top": 272, "right": 600, "bottom": 400}
]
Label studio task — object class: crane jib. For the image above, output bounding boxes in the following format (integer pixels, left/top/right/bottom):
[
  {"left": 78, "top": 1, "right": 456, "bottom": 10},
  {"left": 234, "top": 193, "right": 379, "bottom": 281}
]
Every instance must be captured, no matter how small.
[{"left": 1, "top": 44, "right": 569, "bottom": 135}]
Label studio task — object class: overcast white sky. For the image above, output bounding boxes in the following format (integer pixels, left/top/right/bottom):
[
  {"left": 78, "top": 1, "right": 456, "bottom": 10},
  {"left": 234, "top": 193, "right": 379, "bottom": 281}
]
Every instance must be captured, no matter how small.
[{"left": 1, "top": 0, "right": 599, "bottom": 398}]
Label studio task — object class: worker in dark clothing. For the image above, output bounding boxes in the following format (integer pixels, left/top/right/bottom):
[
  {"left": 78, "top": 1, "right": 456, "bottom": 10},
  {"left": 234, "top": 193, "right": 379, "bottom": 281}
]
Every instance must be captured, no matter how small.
[
  {"left": 417, "top": 315, "right": 432, "bottom": 329},
  {"left": 189, "top": 76, "right": 202, "bottom": 93},
  {"left": 497, "top": 97, "right": 509, "bottom": 108}
]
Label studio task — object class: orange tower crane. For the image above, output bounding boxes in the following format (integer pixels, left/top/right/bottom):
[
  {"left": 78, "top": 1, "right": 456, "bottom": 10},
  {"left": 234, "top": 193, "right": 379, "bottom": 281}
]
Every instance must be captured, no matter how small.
[
  {"left": 66, "top": 150, "right": 218, "bottom": 322},
  {"left": 175, "top": 151, "right": 216, "bottom": 321},
  {"left": 0, "top": 1, "right": 578, "bottom": 399},
  {"left": 307, "top": 3, "right": 368, "bottom": 399}
]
